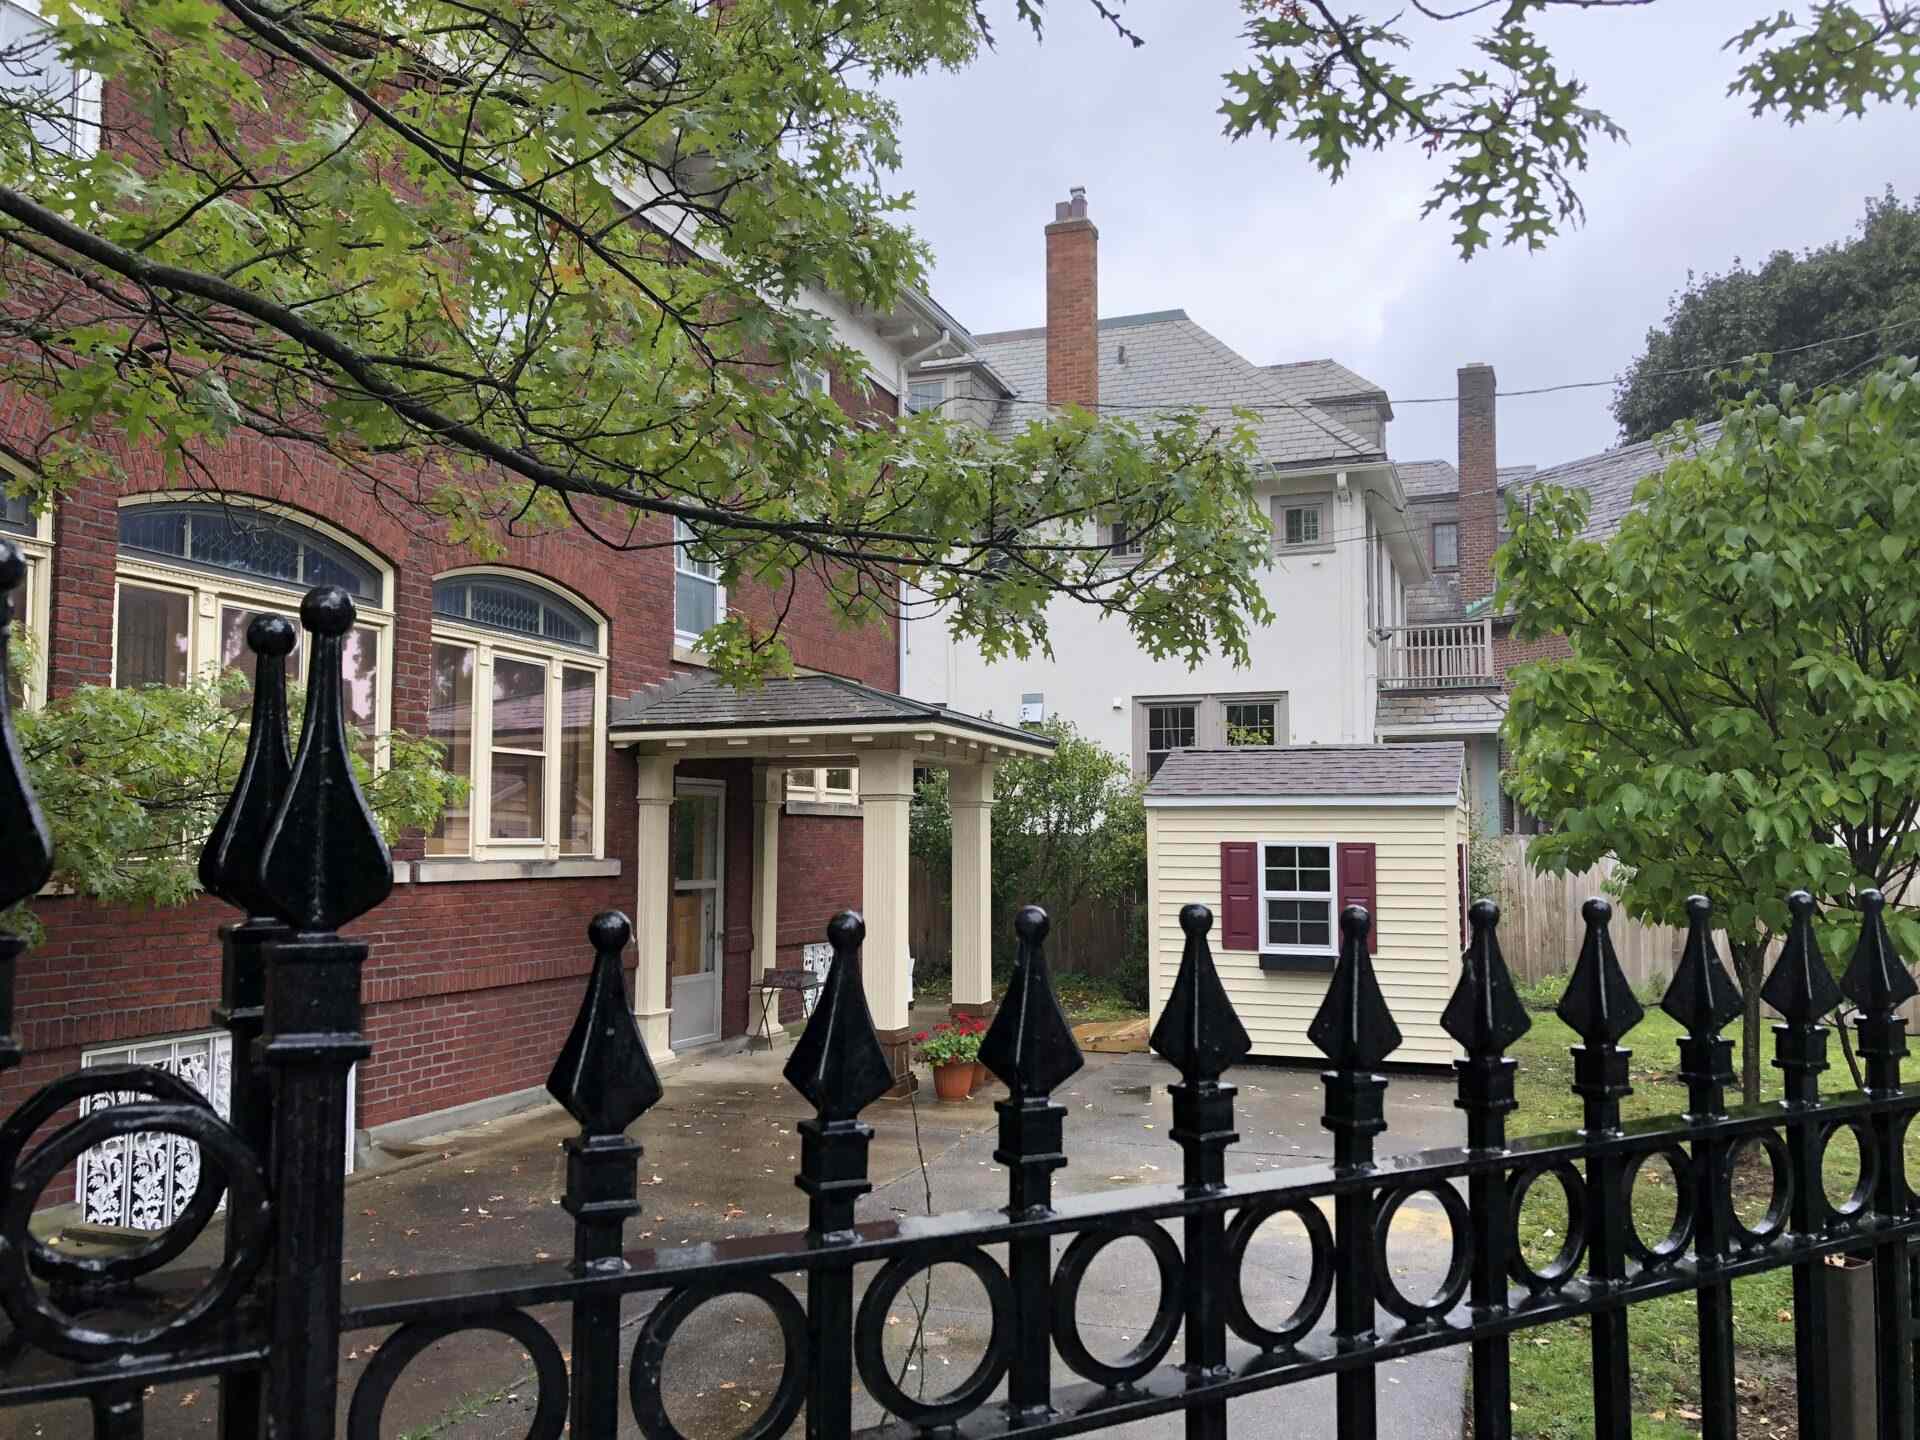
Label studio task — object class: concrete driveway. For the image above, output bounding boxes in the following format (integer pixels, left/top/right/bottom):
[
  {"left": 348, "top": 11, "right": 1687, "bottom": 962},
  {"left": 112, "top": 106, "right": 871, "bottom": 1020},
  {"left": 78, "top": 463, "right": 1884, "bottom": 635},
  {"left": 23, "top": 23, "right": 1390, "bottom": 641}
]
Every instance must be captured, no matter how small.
[{"left": 13, "top": 1043, "right": 1470, "bottom": 1439}]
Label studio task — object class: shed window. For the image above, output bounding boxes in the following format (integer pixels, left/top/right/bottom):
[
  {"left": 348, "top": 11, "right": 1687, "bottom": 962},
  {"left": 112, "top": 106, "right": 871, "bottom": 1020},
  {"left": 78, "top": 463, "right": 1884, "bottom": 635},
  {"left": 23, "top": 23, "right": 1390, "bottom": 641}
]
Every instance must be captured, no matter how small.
[{"left": 1262, "top": 843, "right": 1334, "bottom": 953}]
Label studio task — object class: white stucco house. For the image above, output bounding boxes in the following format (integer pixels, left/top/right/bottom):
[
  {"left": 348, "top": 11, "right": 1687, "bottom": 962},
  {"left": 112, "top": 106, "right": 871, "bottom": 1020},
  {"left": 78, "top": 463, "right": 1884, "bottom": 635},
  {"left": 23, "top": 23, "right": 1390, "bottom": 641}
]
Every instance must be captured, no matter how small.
[{"left": 899, "top": 189, "right": 1440, "bottom": 786}]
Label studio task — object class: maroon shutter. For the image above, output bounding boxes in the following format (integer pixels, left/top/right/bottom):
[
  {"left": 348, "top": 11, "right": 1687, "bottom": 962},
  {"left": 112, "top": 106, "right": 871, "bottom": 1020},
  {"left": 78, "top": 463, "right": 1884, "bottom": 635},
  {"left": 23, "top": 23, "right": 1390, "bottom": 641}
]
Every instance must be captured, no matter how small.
[
  {"left": 1458, "top": 842, "right": 1469, "bottom": 945},
  {"left": 1337, "top": 842, "right": 1378, "bottom": 954},
  {"left": 1220, "top": 842, "right": 1259, "bottom": 951}
]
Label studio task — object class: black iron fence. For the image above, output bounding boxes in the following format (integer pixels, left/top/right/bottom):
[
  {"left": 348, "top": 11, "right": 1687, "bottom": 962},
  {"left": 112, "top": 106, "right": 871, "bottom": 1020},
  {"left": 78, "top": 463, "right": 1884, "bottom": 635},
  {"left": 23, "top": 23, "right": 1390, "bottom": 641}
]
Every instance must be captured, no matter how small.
[{"left": 0, "top": 563, "right": 1918, "bottom": 1438}]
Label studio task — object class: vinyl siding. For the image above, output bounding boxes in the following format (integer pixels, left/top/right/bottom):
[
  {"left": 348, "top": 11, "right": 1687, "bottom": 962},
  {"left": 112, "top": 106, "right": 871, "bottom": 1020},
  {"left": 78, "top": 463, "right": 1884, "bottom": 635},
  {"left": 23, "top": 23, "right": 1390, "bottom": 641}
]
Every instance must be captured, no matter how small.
[{"left": 1147, "top": 802, "right": 1463, "bottom": 1065}]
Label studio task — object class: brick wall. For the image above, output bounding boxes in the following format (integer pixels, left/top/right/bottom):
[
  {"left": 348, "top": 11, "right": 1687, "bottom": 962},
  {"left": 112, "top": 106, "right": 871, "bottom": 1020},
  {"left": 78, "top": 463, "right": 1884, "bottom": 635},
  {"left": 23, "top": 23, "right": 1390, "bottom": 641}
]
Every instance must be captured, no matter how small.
[
  {"left": 1457, "top": 364, "right": 1498, "bottom": 604},
  {"left": 1044, "top": 189, "right": 1098, "bottom": 412},
  {"left": 0, "top": 378, "right": 901, "bottom": 1144}
]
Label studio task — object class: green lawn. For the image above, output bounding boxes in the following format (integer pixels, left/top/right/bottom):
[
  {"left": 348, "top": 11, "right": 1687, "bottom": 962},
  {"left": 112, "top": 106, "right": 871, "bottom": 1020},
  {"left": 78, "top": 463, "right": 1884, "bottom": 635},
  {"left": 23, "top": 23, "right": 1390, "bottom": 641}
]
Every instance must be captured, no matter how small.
[{"left": 1503, "top": 1001, "right": 1902, "bottom": 1438}]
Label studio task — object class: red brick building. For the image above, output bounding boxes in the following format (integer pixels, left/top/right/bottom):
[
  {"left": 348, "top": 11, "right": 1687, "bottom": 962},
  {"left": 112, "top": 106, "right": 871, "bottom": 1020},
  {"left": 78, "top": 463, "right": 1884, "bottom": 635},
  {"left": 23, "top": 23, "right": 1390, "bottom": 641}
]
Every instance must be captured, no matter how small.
[{"left": 0, "top": 285, "right": 1041, "bottom": 1220}]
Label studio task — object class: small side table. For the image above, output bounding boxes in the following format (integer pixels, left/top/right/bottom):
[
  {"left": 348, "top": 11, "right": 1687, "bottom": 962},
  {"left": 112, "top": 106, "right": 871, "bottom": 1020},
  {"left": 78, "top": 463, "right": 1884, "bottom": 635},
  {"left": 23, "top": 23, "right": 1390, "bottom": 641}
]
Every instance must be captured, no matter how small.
[{"left": 750, "top": 969, "right": 825, "bottom": 1050}]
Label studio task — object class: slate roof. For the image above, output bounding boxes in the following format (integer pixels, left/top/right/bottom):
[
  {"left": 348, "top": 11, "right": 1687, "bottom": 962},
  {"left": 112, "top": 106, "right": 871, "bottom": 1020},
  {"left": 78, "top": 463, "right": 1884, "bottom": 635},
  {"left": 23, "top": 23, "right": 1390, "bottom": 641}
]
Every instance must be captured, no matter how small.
[
  {"left": 969, "top": 310, "right": 1384, "bottom": 467},
  {"left": 607, "top": 672, "right": 1051, "bottom": 749},
  {"left": 1396, "top": 460, "right": 1540, "bottom": 501},
  {"left": 1264, "top": 358, "right": 1389, "bottom": 405},
  {"left": 1145, "top": 743, "right": 1465, "bottom": 800},
  {"left": 1374, "top": 691, "right": 1507, "bottom": 734},
  {"left": 1506, "top": 422, "right": 1724, "bottom": 541}
]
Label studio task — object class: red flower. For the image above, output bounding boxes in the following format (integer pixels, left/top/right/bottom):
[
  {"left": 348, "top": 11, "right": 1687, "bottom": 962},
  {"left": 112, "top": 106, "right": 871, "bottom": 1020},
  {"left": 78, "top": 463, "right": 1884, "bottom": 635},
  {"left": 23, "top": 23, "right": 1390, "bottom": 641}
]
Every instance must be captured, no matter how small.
[{"left": 912, "top": 1031, "right": 928, "bottom": 1043}]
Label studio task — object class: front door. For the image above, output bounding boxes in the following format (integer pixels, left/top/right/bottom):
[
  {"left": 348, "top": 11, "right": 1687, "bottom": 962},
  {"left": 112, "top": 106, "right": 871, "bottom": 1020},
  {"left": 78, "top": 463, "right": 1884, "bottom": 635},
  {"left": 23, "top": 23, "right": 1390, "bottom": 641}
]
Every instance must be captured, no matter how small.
[{"left": 668, "top": 779, "right": 724, "bottom": 1049}]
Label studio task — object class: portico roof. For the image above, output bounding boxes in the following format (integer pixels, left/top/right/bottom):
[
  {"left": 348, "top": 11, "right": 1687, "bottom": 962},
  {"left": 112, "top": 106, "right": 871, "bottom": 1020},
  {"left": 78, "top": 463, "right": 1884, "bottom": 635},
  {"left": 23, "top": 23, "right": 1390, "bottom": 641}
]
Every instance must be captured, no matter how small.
[{"left": 608, "top": 672, "right": 1056, "bottom": 758}]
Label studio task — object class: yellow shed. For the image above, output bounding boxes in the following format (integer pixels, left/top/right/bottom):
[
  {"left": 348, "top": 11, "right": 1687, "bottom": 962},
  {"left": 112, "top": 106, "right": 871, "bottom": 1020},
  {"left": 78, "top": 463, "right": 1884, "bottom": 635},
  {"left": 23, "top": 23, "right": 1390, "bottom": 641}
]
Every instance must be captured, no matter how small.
[{"left": 1143, "top": 743, "right": 1469, "bottom": 1066}]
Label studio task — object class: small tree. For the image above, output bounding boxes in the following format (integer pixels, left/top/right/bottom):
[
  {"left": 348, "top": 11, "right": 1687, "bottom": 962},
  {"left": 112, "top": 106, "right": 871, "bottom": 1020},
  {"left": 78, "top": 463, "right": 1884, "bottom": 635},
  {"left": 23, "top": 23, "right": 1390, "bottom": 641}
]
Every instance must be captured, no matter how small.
[
  {"left": 1502, "top": 356, "right": 1920, "bottom": 1103},
  {"left": 12, "top": 666, "right": 460, "bottom": 928},
  {"left": 909, "top": 718, "right": 1145, "bottom": 986}
]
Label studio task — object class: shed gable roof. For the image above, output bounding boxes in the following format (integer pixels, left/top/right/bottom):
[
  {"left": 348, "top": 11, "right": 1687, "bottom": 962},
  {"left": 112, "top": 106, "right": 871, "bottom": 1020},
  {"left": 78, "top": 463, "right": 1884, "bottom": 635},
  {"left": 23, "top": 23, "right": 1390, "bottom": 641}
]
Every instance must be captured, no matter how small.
[{"left": 1145, "top": 743, "right": 1465, "bottom": 802}]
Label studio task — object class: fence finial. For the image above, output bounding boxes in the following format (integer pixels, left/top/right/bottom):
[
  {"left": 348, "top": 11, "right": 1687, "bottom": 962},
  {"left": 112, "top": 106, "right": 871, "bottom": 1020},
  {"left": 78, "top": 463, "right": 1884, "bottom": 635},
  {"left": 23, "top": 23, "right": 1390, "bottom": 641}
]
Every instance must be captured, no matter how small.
[
  {"left": 1309, "top": 905, "right": 1402, "bottom": 1070},
  {"left": 1760, "top": 890, "right": 1842, "bottom": 1026},
  {"left": 200, "top": 613, "right": 295, "bottom": 915},
  {"left": 1840, "top": 888, "right": 1917, "bottom": 1018},
  {"left": 1556, "top": 898, "right": 1644, "bottom": 1047},
  {"left": 1151, "top": 903, "right": 1250, "bottom": 1084},
  {"left": 784, "top": 910, "right": 892, "bottom": 1122},
  {"left": 981, "top": 905, "right": 1083, "bottom": 1098},
  {"left": 549, "top": 912, "right": 661, "bottom": 1135},
  {"left": 1661, "top": 895, "right": 1743, "bottom": 1038},
  {"left": 1443, "top": 898, "right": 1529, "bottom": 1058},
  {"left": 258, "top": 587, "right": 391, "bottom": 932},
  {"left": 0, "top": 541, "right": 51, "bottom": 917}
]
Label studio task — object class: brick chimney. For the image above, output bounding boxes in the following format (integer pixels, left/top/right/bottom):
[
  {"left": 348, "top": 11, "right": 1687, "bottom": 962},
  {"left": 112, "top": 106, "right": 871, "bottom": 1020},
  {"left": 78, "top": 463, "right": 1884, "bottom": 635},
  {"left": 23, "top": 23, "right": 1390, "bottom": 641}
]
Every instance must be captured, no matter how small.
[
  {"left": 1457, "top": 362, "right": 1498, "bottom": 602},
  {"left": 1045, "top": 187, "right": 1098, "bottom": 412}
]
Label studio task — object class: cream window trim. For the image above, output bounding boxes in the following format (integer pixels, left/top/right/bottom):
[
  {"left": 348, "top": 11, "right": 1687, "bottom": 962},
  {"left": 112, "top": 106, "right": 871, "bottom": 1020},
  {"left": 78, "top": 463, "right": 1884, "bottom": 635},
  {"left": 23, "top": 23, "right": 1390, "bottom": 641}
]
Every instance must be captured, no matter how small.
[
  {"left": 111, "top": 555, "right": 396, "bottom": 763},
  {"left": 785, "top": 765, "right": 858, "bottom": 809},
  {"left": 429, "top": 620, "right": 609, "bottom": 863},
  {"left": 3, "top": 503, "right": 53, "bottom": 708}
]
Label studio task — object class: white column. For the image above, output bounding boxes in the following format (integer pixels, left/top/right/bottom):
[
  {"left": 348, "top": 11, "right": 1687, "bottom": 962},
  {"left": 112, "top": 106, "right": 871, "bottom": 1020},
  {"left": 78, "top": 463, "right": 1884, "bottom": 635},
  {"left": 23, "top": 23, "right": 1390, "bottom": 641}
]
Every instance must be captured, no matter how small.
[
  {"left": 949, "top": 761, "right": 995, "bottom": 1015},
  {"left": 859, "top": 747, "right": 915, "bottom": 1041},
  {"left": 633, "top": 752, "right": 675, "bottom": 1055},
  {"left": 751, "top": 762, "right": 782, "bottom": 1038}
]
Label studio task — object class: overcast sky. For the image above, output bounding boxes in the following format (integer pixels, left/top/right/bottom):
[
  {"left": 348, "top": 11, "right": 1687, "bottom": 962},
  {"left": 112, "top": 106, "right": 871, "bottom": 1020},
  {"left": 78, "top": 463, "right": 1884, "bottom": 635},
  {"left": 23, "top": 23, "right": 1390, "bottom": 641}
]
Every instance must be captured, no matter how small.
[{"left": 883, "top": 1, "right": 1920, "bottom": 470}]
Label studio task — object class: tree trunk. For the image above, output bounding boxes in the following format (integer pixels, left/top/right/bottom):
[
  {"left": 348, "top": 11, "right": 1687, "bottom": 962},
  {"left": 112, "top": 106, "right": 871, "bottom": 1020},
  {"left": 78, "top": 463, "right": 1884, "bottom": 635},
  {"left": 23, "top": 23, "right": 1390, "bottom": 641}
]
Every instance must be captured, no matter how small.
[{"left": 1733, "top": 940, "right": 1765, "bottom": 1106}]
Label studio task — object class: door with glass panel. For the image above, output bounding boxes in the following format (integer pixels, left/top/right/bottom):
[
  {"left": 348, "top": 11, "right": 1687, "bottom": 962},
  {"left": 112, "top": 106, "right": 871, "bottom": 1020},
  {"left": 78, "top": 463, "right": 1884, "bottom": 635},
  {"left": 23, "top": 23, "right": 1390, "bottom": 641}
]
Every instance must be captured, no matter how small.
[{"left": 667, "top": 780, "right": 724, "bottom": 1049}]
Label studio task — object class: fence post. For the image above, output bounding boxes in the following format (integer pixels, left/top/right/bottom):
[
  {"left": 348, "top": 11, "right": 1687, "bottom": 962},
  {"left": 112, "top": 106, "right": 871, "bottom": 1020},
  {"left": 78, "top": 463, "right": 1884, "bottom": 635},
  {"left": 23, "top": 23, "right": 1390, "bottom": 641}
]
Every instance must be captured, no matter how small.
[
  {"left": 1442, "top": 899, "right": 1530, "bottom": 1440},
  {"left": 1557, "top": 898, "right": 1644, "bottom": 1440},
  {"left": 255, "top": 587, "right": 393, "bottom": 1439},
  {"left": 786, "top": 911, "right": 894, "bottom": 1437},
  {"left": 1150, "top": 903, "right": 1249, "bottom": 1440},
  {"left": 1310, "top": 905, "right": 1402, "bottom": 1437},
  {"left": 1661, "top": 896, "right": 1743, "bottom": 1440},
  {"left": 1762, "top": 890, "right": 1842, "bottom": 1438},
  {"left": 1840, "top": 890, "right": 1917, "bottom": 1440},
  {"left": 198, "top": 611, "right": 298, "bottom": 1440},
  {"left": 549, "top": 911, "right": 662, "bottom": 1436}
]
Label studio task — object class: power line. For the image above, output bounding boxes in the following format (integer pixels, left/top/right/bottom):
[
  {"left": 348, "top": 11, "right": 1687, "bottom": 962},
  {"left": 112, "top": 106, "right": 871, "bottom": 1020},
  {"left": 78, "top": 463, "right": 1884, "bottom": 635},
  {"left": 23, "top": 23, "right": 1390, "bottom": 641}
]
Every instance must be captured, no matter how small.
[{"left": 956, "top": 313, "right": 1920, "bottom": 418}]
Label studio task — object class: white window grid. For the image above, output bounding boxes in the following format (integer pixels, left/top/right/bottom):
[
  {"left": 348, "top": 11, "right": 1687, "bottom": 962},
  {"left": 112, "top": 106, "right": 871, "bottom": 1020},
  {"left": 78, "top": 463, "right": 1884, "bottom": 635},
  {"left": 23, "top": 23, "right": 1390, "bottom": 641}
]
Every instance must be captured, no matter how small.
[
  {"left": 1260, "top": 841, "right": 1336, "bottom": 955},
  {"left": 673, "top": 518, "right": 724, "bottom": 647},
  {"left": 787, "top": 766, "right": 858, "bottom": 807}
]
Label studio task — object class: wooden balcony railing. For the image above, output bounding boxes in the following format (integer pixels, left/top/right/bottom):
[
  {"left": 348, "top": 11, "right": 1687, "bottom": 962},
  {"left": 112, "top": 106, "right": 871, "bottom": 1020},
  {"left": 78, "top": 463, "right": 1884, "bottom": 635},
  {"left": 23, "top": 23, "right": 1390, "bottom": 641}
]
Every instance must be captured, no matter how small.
[{"left": 1378, "top": 619, "right": 1495, "bottom": 688}]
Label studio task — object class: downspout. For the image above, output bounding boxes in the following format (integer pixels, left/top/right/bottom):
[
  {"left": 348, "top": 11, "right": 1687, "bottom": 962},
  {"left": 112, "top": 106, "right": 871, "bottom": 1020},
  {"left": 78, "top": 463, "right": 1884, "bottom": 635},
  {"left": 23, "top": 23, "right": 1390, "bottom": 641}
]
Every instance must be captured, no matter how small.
[{"left": 895, "top": 329, "right": 952, "bottom": 693}]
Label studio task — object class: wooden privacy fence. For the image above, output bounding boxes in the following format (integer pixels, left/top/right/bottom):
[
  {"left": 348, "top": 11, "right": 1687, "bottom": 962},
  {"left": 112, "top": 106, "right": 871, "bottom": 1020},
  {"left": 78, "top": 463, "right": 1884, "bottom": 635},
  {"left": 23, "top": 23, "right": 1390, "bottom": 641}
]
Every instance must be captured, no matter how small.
[
  {"left": 1492, "top": 838, "right": 1684, "bottom": 990},
  {"left": 909, "top": 865, "right": 1140, "bottom": 979}
]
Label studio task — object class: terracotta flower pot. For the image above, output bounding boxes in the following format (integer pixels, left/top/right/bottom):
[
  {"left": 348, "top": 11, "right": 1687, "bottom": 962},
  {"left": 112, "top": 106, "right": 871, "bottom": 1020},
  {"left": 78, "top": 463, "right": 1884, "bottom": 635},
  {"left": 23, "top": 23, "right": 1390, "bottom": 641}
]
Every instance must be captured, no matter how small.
[{"left": 932, "top": 1061, "right": 973, "bottom": 1102}]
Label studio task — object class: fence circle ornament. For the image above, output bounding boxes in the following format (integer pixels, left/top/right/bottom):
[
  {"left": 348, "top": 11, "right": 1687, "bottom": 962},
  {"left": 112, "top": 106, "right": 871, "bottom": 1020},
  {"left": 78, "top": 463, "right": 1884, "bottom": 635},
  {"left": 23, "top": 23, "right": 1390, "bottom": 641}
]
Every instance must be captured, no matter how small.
[
  {"left": 1049, "top": 1221, "right": 1185, "bottom": 1387},
  {"left": 0, "top": 1065, "right": 230, "bottom": 1289},
  {"left": 1726, "top": 1131, "right": 1795, "bottom": 1249},
  {"left": 1223, "top": 1197, "right": 1334, "bottom": 1350},
  {"left": 629, "top": 1276, "right": 809, "bottom": 1440},
  {"left": 1506, "top": 1162, "right": 1589, "bottom": 1292},
  {"left": 854, "top": 1249, "right": 1012, "bottom": 1426},
  {"left": 348, "top": 1310, "right": 567, "bottom": 1440},
  {"left": 1371, "top": 1183, "right": 1472, "bottom": 1324},
  {"left": 1817, "top": 1118, "right": 1878, "bottom": 1220},
  {"left": 0, "top": 1102, "right": 268, "bottom": 1359},
  {"left": 1621, "top": 1145, "right": 1697, "bottom": 1268}
]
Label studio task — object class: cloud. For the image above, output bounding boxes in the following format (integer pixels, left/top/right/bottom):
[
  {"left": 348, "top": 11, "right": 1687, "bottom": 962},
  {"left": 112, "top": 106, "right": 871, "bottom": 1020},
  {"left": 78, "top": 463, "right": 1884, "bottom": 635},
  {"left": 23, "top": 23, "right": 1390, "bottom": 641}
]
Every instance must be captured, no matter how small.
[{"left": 885, "top": 0, "right": 1919, "bottom": 468}]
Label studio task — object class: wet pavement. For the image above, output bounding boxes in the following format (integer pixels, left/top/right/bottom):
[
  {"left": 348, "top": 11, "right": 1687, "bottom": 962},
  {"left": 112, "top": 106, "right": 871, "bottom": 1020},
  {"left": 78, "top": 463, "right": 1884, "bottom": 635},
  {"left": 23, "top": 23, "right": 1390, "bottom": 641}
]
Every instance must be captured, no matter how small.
[{"left": 10, "top": 1041, "right": 1471, "bottom": 1439}]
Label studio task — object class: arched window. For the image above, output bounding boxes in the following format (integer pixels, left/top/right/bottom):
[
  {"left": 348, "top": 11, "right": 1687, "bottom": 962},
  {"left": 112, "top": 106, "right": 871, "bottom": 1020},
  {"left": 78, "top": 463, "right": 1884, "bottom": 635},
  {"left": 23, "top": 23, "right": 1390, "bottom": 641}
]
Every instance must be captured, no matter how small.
[
  {"left": 113, "top": 499, "right": 392, "bottom": 745},
  {"left": 428, "top": 572, "right": 607, "bottom": 861},
  {"left": 1, "top": 488, "right": 52, "bottom": 706}
]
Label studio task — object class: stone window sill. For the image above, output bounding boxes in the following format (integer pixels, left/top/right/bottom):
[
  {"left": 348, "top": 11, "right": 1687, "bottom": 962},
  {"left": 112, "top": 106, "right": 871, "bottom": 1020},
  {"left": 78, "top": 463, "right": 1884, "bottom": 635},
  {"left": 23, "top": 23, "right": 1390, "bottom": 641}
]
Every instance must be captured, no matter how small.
[
  {"left": 410, "top": 857, "right": 623, "bottom": 884},
  {"left": 785, "top": 801, "right": 862, "bottom": 819}
]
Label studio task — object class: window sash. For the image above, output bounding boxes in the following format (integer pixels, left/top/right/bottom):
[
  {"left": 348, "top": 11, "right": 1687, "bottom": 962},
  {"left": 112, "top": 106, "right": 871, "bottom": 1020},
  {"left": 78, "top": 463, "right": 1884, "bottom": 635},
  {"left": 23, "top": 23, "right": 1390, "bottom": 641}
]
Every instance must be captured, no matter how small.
[
  {"left": 1433, "top": 522, "right": 1460, "bottom": 570},
  {"left": 907, "top": 379, "right": 945, "bottom": 415},
  {"left": 1260, "top": 842, "right": 1336, "bottom": 952},
  {"left": 428, "top": 621, "right": 607, "bottom": 860},
  {"left": 1277, "top": 503, "right": 1322, "bottom": 548},
  {"left": 1225, "top": 702, "right": 1276, "bottom": 746},
  {"left": 787, "top": 766, "right": 858, "bottom": 806},
  {"left": 674, "top": 519, "right": 721, "bottom": 642},
  {"left": 1147, "top": 704, "right": 1196, "bottom": 754}
]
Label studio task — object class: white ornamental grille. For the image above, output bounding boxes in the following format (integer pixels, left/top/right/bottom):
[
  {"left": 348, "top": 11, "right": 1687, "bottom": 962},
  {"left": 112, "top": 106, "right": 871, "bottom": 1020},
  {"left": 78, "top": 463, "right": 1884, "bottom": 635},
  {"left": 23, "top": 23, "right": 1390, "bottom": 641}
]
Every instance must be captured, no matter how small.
[{"left": 78, "top": 1032, "right": 232, "bottom": 1231}]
